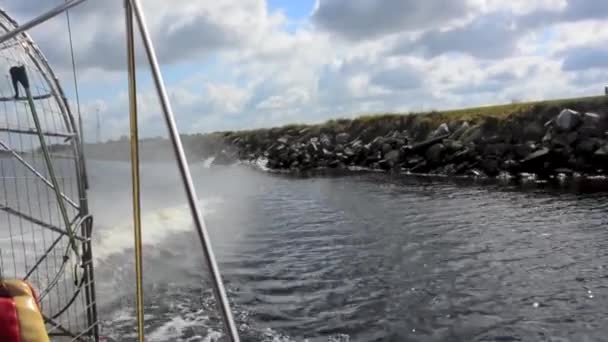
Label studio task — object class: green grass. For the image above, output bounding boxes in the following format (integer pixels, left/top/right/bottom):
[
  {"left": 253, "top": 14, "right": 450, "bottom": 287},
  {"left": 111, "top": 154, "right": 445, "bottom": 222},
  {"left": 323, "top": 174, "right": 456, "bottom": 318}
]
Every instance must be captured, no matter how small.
[
  {"left": 224, "top": 95, "right": 608, "bottom": 139},
  {"left": 440, "top": 95, "right": 606, "bottom": 121},
  {"left": 349, "top": 95, "right": 607, "bottom": 125}
]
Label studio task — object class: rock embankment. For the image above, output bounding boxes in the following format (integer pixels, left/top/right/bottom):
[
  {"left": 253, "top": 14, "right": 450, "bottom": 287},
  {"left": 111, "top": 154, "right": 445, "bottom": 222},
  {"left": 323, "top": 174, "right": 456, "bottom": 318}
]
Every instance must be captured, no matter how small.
[{"left": 206, "top": 98, "right": 608, "bottom": 179}]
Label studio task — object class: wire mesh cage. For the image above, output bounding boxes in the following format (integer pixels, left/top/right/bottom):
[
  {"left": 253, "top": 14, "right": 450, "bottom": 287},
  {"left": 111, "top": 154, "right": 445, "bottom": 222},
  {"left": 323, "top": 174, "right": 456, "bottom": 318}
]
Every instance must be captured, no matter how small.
[{"left": 0, "top": 8, "right": 98, "bottom": 341}]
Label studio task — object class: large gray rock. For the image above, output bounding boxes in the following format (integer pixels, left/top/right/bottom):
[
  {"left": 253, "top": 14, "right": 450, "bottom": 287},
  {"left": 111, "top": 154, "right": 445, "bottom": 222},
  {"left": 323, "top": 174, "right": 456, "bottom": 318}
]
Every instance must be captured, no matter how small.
[
  {"left": 554, "top": 109, "right": 581, "bottom": 131},
  {"left": 430, "top": 123, "right": 450, "bottom": 139},
  {"left": 336, "top": 133, "right": 351, "bottom": 144},
  {"left": 381, "top": 143, "right": 392, "bottom": 154},
  {"left": 320, "top": 134, "right": 332, "bottom": 146},
  {"left": 448, "top": 121, "right": 464, "bottom": 132},
  {"left": 583, "top": 112, "right": 601, "bottom": 125},
  {"left": 370, "top": 136, "right": 385, "bottom": 151},
  {"left": 460, "top": 124, "right": 483, "bottom": 144},
  {"left": 449, "top": 122, "right": 470, "bottom": 141},
  {"left": 379, "top": 149, "right": 401, "bottom": 170},
  {"left": 384, "top": 149, "right": 400, "bottom": 162},
  {"left": 406, "top": 133, "right": 450, "bottom": 153},
  {"left": 444, "top": 139, "right": 464, "bottom": 152},
  {"left": 277, "top": 136, "right": 289, "bottom": 144},
  {"left": 426, "top": 143, "right": 445, "bottom": 164},
  {"left": 450, "top": 147, "right": 473, "bottom": 162},
  {"left": 393, "top": 130, "right": 411, "bottom": 143},
  {"left": 577, "top": 112, "right": 604, "bottom": 139}
]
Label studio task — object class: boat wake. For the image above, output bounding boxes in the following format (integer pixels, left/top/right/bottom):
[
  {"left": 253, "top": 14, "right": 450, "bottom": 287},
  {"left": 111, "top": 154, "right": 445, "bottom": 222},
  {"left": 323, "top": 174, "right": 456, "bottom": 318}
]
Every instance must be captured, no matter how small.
[
  {"left": 93, "top": 195, "right": 351, "bottom": 341},
  {"left": 92, "top": 197, "right": 224, "bottom": 261}
]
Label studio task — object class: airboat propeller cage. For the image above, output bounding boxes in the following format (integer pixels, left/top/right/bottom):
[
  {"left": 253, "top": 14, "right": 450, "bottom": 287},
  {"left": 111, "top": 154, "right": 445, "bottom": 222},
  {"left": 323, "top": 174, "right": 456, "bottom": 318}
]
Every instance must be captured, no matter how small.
[
  {"left": 0, "top": 1, "right": 240, "bottom": 341},
  {"left": 0, "top": 7, "right": 98, "bottom": 341}
]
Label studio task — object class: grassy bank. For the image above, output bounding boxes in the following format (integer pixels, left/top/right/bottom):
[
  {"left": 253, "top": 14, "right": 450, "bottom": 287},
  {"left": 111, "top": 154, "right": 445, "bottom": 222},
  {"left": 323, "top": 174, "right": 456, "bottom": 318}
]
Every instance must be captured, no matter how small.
[
  {"left": 225, "top": 95, "right": 608, "bottom": 143},
  {"left": 270, "top": 95, "right": 605, "bottom": 129}
]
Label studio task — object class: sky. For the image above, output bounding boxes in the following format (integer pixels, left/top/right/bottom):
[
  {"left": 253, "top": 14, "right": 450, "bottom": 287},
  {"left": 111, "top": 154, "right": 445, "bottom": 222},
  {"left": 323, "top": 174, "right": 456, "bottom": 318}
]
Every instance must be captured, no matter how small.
[{"left": 3, "top": 0, "right": 608, "bottom": 141}]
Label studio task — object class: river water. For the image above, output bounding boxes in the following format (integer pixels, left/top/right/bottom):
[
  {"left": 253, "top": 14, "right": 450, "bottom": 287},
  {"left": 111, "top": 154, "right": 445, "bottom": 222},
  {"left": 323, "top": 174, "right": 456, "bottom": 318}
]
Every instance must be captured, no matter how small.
[{"left": 87, "top": 160, "right": 608, "bottom": 342}]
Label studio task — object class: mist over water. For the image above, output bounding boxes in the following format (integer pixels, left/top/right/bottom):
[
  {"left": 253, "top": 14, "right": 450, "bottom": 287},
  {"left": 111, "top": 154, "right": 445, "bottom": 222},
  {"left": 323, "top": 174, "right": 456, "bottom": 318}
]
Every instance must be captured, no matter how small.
[{"left": 87, "top": 160, "right": 608, "bottom": 341}]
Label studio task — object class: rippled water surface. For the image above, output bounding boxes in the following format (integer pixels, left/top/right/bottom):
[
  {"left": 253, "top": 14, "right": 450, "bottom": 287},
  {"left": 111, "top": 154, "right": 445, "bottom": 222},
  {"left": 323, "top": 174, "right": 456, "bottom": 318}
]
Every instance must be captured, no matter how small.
[{"left": 88, "top": 161, "right": 608, "bottom": 341}]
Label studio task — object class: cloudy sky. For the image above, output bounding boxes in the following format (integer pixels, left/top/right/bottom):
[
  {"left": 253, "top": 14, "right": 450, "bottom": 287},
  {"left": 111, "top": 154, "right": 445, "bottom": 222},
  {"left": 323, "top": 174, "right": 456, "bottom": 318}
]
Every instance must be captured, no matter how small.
[{"left": 4, "top": 0, "right": 608, "bottom": 141}]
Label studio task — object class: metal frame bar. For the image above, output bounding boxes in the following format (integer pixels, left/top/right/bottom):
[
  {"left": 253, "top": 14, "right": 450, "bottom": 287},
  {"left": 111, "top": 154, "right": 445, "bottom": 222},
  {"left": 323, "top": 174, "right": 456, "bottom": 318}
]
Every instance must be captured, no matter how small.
[
  {"left": 0, "top": 126, "right": 74, "bottom": 138},
  {"left": 128, "top": 1, "right": 240, "bottom": 341},
  {"left": 0, "top": 0, "right": 89, "bottom": 45},
  {"left": 0, "top": 139, "right": 79, "bottom": 209},
  {"left": 44, "top": 313, "right": 91, "bottom": 342},
  {"left": 24, "top": 214, "right": 87, "bottom": 280},
  {"left": 0, "top": 94, "right": 52, "bottom": 101},
  {"left": 45, "top": 315, "right": 78, "bottom": 337},
  {"left": 0, "top": 40, "right": 21, "bottom": 51},
  {"left": 23, "top": 77, "right": 81, "bottom": 261},
  {"left": 0, "top": 205, "right": 85, "bottom": 242},
  {"left": 24, "top": 233, "right": 63, "bottom": 280}
]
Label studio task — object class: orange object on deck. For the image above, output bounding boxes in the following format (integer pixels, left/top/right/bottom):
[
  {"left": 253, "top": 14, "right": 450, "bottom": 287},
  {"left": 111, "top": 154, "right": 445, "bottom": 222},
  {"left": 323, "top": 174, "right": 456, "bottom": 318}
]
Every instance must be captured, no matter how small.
[{"left": 0, "top": 280, "right": 49, "bottom": 342}]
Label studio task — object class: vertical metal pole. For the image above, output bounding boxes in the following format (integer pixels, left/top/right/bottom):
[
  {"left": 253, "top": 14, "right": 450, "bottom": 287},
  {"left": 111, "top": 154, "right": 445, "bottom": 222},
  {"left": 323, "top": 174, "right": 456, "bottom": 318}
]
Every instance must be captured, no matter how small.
[
  {"left": 128, "top": 0, "right": 240, "bottom": 341},
  {"left": 124, "top": 1, "right": 145, "bottom": 342}
]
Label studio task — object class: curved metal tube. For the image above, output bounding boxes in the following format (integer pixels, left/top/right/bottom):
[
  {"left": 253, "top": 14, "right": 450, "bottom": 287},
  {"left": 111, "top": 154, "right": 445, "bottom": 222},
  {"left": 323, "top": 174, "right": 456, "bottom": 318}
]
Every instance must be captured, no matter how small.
[{"left": 0, "top": 0, "right": 88, "bottom": 45}]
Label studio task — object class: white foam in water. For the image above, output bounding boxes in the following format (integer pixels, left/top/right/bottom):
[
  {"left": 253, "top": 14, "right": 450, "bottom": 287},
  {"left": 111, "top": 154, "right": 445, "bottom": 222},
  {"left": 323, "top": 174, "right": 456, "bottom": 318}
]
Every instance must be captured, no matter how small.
[
  {"left": 202, "top": 331, "right": 223, "bottom": 342},
  {"left": 93, "top": 198, "right": 223, "bottom": 261},
  {"left": 202, "top": 156, "right": 216, "bottom": 169},
  {"left": 148, "top": 316, "right": 214, "bottom": 342},
  {"left": 254, "top": 157, "right": 270, "bottom": 171}
]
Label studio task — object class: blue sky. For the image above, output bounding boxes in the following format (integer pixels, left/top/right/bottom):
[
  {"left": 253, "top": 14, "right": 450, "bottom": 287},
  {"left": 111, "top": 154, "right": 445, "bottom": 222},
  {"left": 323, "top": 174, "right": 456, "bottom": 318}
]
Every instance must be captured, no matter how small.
[
  {"left": 267, "top": 0, "right": 314, "bottom": 20},
  {"left": 5, "top": 0, "right": 608, "bottom": 142}
]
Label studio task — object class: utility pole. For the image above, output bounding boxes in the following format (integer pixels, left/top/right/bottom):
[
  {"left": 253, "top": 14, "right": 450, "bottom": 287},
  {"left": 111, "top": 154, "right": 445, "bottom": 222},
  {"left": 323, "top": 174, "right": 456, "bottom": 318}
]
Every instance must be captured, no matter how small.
[{"left": 95, "top": 107, "right": 101, "bottom": 143}]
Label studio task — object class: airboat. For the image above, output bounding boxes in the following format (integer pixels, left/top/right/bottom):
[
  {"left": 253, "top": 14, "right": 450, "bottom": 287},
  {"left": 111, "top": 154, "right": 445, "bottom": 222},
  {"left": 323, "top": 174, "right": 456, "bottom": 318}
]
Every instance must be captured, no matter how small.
[{"left": 0, "top": 1, "right": 239, "bottom": 341}]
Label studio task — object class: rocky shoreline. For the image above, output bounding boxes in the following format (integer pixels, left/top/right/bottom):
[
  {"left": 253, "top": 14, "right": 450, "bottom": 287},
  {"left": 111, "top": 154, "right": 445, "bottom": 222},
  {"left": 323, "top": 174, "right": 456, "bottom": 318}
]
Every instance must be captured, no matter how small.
[{"left": 209, "top": 98, "right": 608, "bottom": 180}]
